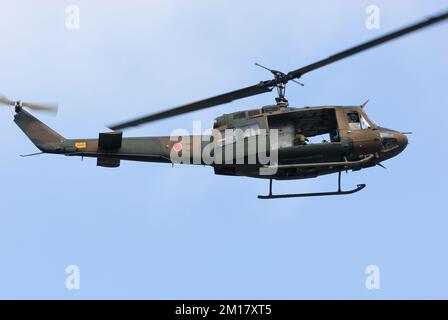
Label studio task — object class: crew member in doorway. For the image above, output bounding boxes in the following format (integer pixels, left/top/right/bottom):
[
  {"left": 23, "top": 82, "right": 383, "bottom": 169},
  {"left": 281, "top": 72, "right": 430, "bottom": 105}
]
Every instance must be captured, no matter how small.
[{"left": 294, "top": 130, "right": 309, "bottom": 145}]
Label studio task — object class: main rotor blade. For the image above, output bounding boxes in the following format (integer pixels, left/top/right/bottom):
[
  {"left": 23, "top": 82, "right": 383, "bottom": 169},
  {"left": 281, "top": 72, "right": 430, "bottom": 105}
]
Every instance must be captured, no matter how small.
[
  {"left": 286, "top": 10, "right": 448, "bottom": 80},
  {"left": 109, "top": 9, "right": 448, "bottom": 130},
  {"left": 109, "top": 82, "right": 274, "bottom": 130}
]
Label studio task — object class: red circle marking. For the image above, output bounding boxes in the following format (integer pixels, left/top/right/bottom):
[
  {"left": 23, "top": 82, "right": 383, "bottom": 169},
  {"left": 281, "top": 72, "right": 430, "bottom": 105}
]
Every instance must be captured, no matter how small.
[{"left": 173, "top": 143, "right": 183, "bottom": 152}]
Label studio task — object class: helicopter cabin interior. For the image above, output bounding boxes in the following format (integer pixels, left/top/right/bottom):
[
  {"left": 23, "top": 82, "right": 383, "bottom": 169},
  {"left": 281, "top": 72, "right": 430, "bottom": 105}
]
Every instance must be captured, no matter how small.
[
  {"left": 214, "top": 105, "right": 375, "bottom": 148},
  {"left": 266, "top": 107, "right": 340, "bottom": 148}
]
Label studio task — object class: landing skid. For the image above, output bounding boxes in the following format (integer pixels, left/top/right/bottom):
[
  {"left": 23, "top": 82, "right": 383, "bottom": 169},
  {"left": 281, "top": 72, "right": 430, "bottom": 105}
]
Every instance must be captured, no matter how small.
[{"left": 258, "top": 171, "right": 366, "bottom": 199}]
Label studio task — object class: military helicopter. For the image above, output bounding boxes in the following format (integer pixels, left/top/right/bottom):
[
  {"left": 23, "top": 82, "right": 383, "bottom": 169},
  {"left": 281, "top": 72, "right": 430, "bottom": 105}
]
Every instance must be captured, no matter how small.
[{"left": 3, "top": 10, "right": 448, "bottom": 199}]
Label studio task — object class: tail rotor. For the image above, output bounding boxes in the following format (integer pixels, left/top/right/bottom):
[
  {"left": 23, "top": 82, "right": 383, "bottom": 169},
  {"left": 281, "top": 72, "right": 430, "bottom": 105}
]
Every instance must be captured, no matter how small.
[{"left": 0, "top": 94, "right": 58, "bottom": 114}]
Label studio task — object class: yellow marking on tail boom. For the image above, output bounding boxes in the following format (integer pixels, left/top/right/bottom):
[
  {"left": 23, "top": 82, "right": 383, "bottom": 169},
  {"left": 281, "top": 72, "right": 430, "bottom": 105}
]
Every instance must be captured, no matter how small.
[{"left": 75, "top": 142, "right": 87, "bottom": 149}]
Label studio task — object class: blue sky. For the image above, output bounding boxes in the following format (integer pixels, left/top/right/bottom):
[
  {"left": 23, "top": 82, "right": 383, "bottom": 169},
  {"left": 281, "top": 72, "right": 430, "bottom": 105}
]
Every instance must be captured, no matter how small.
[{"left": 0, "top": 0, "right": 447, "bottom": 299}]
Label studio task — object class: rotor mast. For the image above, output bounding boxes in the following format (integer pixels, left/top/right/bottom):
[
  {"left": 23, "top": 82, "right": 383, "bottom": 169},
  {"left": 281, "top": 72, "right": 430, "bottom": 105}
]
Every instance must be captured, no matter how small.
[{"left": 254, "top": 62, "right": 301, "bottom": 107}]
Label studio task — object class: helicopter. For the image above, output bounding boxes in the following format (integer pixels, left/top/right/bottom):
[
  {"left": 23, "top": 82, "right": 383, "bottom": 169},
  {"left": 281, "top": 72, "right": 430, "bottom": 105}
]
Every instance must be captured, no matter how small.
[{"left": 2, "top": 10, "right": 447, "bottom": 199}]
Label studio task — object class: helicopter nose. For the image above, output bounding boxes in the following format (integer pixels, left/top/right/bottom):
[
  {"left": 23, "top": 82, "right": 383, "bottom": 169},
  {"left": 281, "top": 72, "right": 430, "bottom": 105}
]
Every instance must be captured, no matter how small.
[{"left": 378, "top": 127, "right": 409, "bottom": 161}]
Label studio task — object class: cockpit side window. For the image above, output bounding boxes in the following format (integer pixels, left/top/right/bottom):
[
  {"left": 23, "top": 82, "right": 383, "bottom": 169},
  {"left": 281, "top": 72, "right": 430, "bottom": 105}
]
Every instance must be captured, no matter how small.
[
  {"left": 347, "top": 111, "right": 372, "bottom": 130},
  {"left": 347, "top": 112, "right": 362, "bottom": 130}
]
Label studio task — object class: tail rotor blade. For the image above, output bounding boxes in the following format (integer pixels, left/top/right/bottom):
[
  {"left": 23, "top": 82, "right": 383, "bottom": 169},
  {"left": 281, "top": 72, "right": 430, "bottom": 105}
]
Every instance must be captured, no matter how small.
[
  {"left": 0, "top": 95, "right": 15, "bottom": 106},
  {"left": 21, "top": 102, "right": 58, "bottom": 114},
  {"left": 0, "top": 94, "right": 58, "bottom": 115}
]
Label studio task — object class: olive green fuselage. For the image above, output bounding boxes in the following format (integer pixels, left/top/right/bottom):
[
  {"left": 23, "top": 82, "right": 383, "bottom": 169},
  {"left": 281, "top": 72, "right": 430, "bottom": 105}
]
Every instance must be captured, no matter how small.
[{"left": 14, "top": 104, "right": 408, "bottom": 180}]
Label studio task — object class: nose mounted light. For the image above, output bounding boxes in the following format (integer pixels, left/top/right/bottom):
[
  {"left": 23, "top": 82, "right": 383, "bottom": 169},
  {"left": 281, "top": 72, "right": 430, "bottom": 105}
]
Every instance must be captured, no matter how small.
[
  {"left": 380, "top": 131, "right": 398, "bottom": 150},
  {"left": 379, "top": 130, "right": 409, "bottom": 152}
]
